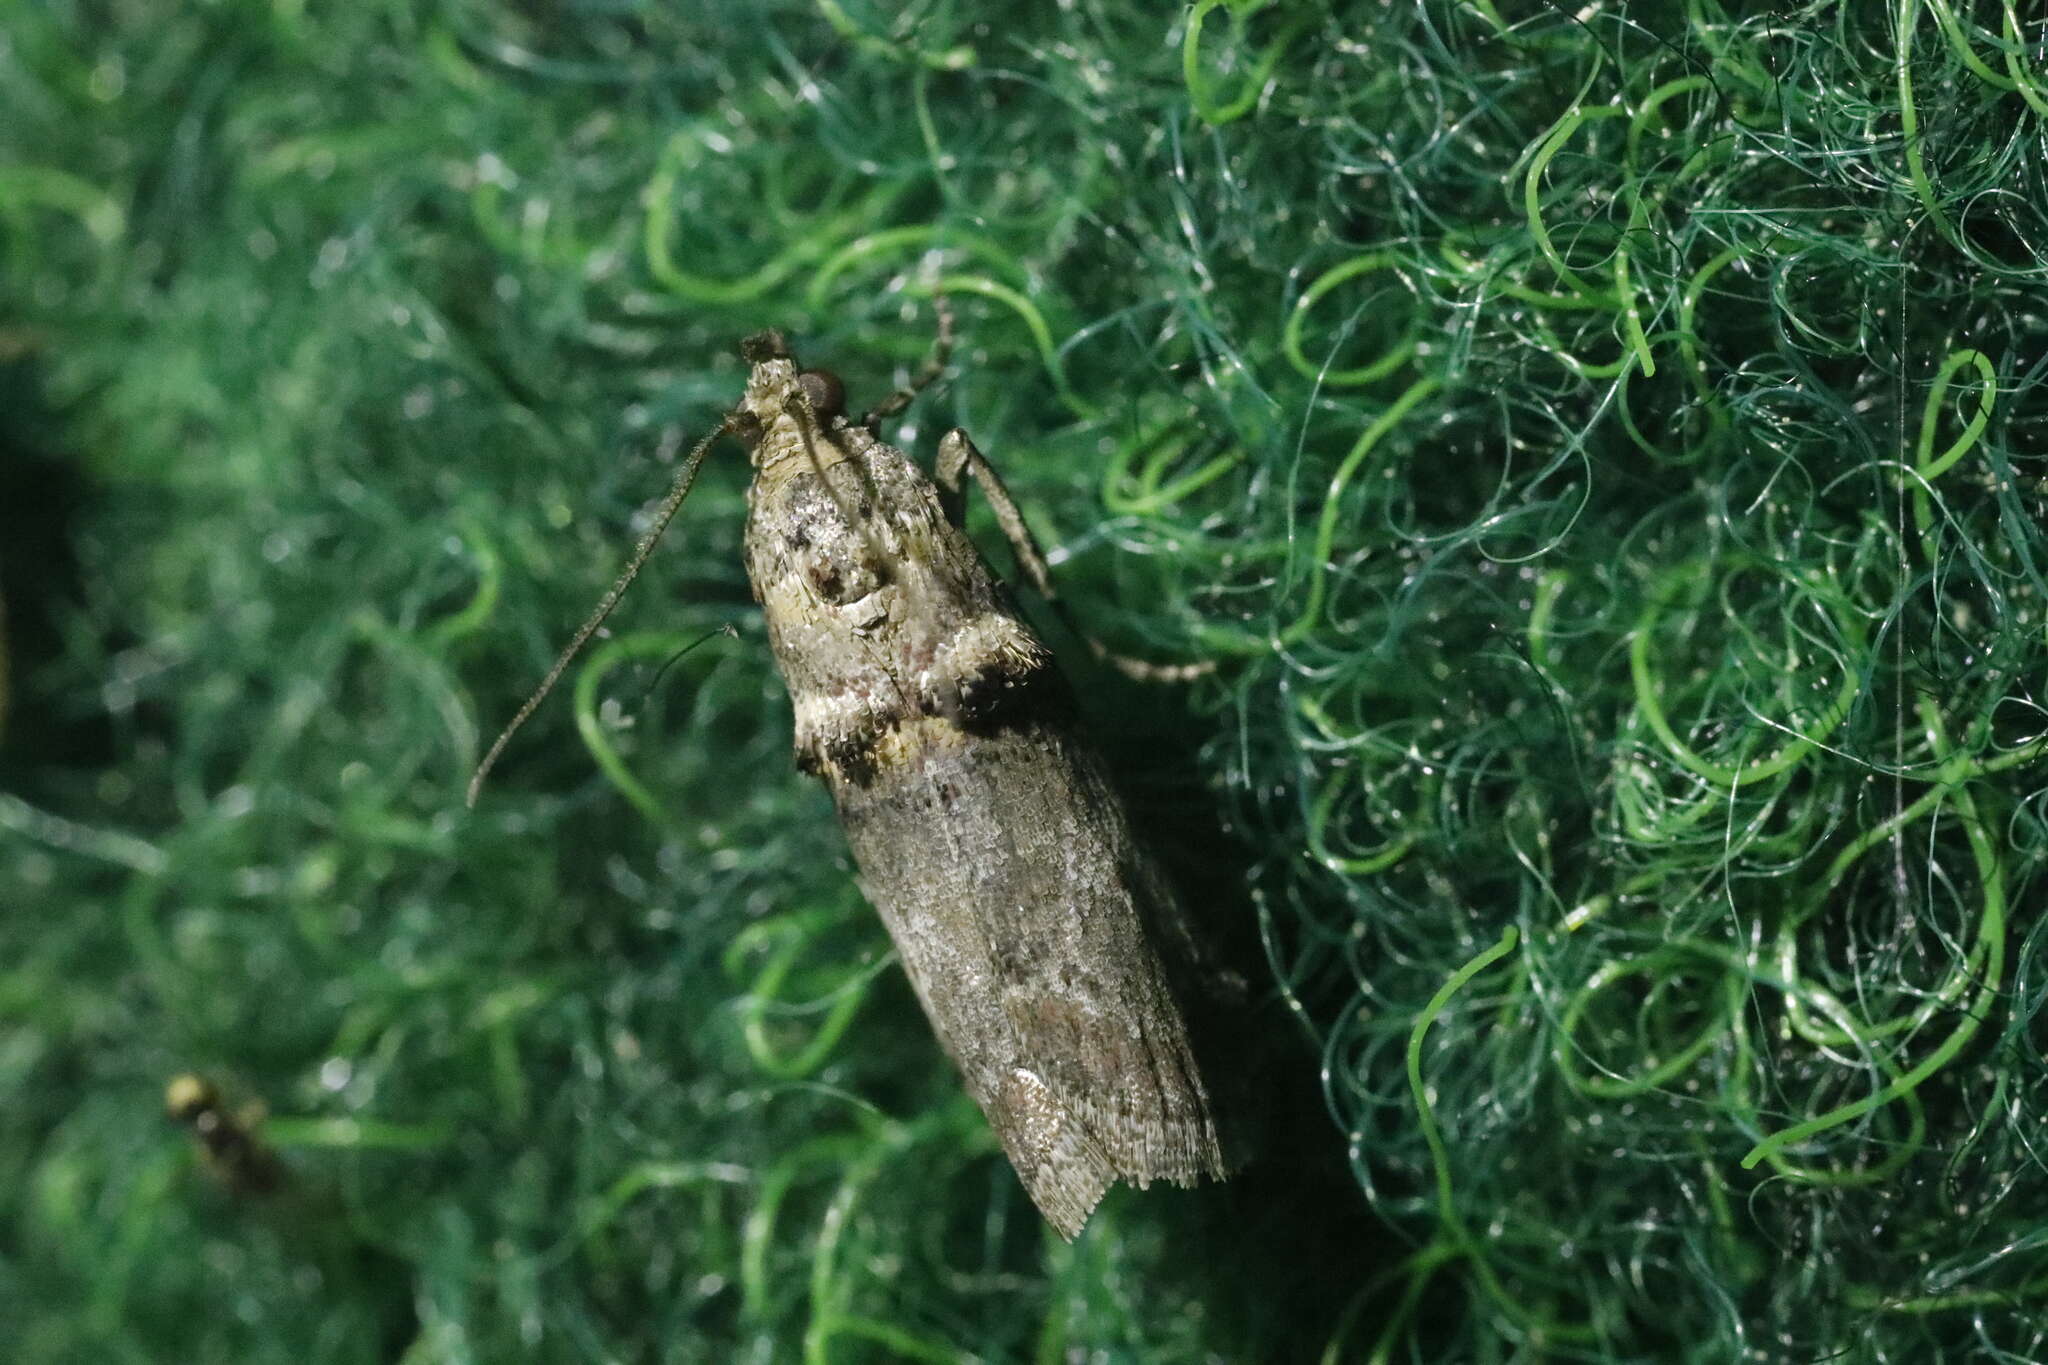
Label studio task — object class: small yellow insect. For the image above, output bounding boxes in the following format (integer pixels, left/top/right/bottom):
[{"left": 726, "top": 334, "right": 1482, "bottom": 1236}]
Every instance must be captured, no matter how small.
[{"left": 164, "top": 1073, "right": 284, "bottom": 1197}]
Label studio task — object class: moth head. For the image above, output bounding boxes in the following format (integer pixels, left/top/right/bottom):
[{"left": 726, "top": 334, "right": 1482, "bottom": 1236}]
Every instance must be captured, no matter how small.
[
  {"left": 735, "top": 331, "right": 795, "bottom": 430},
  {"left": 739, "top": 329, "right": 790, "bottom": 365},
  {"left": 735, "top": 332, "right": 844, "bottom": 454}
]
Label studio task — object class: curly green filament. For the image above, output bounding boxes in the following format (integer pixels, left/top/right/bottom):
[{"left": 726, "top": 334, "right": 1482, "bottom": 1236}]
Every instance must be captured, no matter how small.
[
  {"left": 1283, "top": 253, "right": 1419, "bottom": 386},
  {"left": 0, "top": 165, "right": 126, "bottom": 243},
  {"left": 1846, "top": 1273, "right": 2048, "bottom": 1315},
  {"left": 1910, "top": 348, "right": 1997, "bottom": 541},
  {"left": 1279, "top": 376, "right": 1441, "bottom": 647},
  {"left": 1924, "top": 0, "right": 2018, "bottom": 90},
  {"left": 1410, "top": 926, "right": 1520, "bottom": 1232},
  {"left": 1613, "top": 198, "right": 1656, "bottom": 378},
  {"left": 260, "top": 1115, "right": 454, "bottom": 1150},
  {"left": 1521, "top": 105, "right": 1626, "bottom": 304},
  {"left": 921, "top": 273, "right": 1101, "bottom": 420},
  {"left": 1182, "top": 0, "right": 1310, "bottom": 126},
  {"left": 803, "top": 1109, "right": 961, "bottom": 1365},
  {"left": 1778, "top": 758, "right": 1991, "bottom": 1050},
  {"left": 1896, "top": 0, "right": 1958, "bottom": 241},
  {"left": 1625, "top": 76, "right": 1713, "bottom": 166},
  {"left": 566, "top": 1159, "right": 752, "bottom": 1260},
  {"left": 802, "top": 224, "right": 1022, "bottom": 309},
  {"left": 1628, "top": 627, "right": 1836, "bottom": 785},
  {"left": 1405, "top": 925, "right": 1595, "bottom": 1342},
  {"left": 424, "top": 524, "right": 503, "bottom": 650},
  {"left": 724, "top": 912, "right": 878, "bottom": 1080},
  {"left": 741, "top": 1133, "right": 870, "bottom": 1321},
  {"left": 1100, "top": 421, "right": 1243, "bottom": 516},
  {"left": 572, "top": 631, "right": 714, "bottom": 829},
  {"left": 1677, "top": 248, "right": 1741, "bottom": 439},
  {"left": 1628, "top": 566, "right": 1862, "bottom": 789},
  {"left": 1555, "top": 947, "right": 1741, "bottom": 1099},
  {"left": 642, "top": 130, "right": 851, "bottom": 304},
  {"left": 1308, "top": 766, "right": 1416, "bottom": 875},
  {"left": 813, "top": 0, "right": 974, "bottom": 70},
  {"left": 1525, "top": 569, "right": 1570, "bottom": 672},
  {"left": 1742, "top": 701, "right": 2007, "bottom": 1170},
  {"left": 2002, "top": 1, "right": 2048, "bottom": 115}
]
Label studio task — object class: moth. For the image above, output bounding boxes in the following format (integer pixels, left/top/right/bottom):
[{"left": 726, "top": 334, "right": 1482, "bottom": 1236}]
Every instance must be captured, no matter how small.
[{"left": 472, "top": 323, "right": 1229, "bottom": 1237}]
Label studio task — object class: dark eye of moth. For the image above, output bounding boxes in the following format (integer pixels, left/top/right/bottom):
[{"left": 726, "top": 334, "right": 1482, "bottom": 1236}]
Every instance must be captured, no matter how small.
[{"left": 797, "top": 368, "right": 845, "bottom": 421}]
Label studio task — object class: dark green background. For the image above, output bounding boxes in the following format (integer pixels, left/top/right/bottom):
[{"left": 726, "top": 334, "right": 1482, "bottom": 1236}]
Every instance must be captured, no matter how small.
[{"left": 5, "top": 2, "right": 2047, "bottom": 1360}]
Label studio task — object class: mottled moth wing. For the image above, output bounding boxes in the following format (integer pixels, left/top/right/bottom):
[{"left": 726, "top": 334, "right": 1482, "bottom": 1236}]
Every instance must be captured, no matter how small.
[
  {"left": 835, "top": 719, "right": 1226, "bottom": 1236},
  {"left": 738, "top": 340, "right": 1227, "bottom": 1236}
]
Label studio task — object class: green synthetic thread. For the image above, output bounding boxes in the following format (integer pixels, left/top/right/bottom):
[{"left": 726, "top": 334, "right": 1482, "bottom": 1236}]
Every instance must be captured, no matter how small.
[
  {"left": 421, "top": 24, "right": 488, "bottom": 93},
  {"left": 1274, "top": 376, "right": 1440, "bottom": 649},
  {"left": 1404, "top": 925, "right": 1597, "bottom": 1346},
  {"left": 559, "top": 1158, "right": 754, "bottom": 1268},
  {"left": 1282, "top": 253, "right": 1419, "bottom": 387},
  {"left": 1676, "top": 248, "right": 1741, "bottom": 434},
  {"left": 1520, "top": 104, "right": 1626, "bottom": 306},
  {"left": 1847, "top": 1276, "right": 2048, "bottom": 1315},
  {"left": 423, "top": 525, "right": 503, "bottom": 651},
  {"left": 1624, "top": 76, "right": 1715, "bottom": 167},
  {"left": 1612, "top": 197, "right": 1656, "bottom": 379},
  {"left": 741, "top": 1133, "right": 874, "bottom": 1322},
  {"left": 1736, "top": 991, "right": 1929, "bottom": 1189},
  {"left": 813, "top": 0, "right": 974, "bottom": 70},
  {"left": 1554, "top": 945, "right": 1742, "bottom": 1100},
  {"left": 1181, "top": 0, "right": 1309, "bottom": 126},
  {"left": 1529, "top": 303, "right": 1631, "bottom": 379},
  {"left": 2001, "top": 1, "right": 2048, "bottom": 114},
  {"left": 0, "top": 793, "right": 165, "bottom": 875},
  {"left": 1408, "top": 926, "right": 1516, "bottom": 1251},
  {"left": 722, "top": 909, "right": 882, "bottom": 1079},
  {"left": 1897, "top": 0, "right": 1959, "bottom": 242},
  {"left": 802, "top": 225, "right": 1022, "bottom": 309},
  {"left": 1776, "top": 767, "right": 1994, "bottom": 1051},
  {"left": 806, "top": 1316, "right": 962, "bottom": 1363},
  {"left": 1925, "top": 0, "right": 2020, "bottom": 91},
  {"left": 261, "top": 1115, "right": 455, "bottom": 1151},
  {"left": 1307, "top": 765, "right": 1417, "bottom": 876},
  {"left": 1438, "top": 240, "right": 1621, "bottom": 312},
  {"left": 1628, "top": 563, "right": 1863, "bottom": 790},
  {"left": 920, "top": 272, "right": 1100, "bottom": 420},
  {"left": 1099, "top": 420, "right": 1244, "bottom": 517},
  {"left": 1615, "top": 363, "right": 1695, "bottom": 464},
  {"left": 1742, "top": 701, "right": 2009, "bottom": 1170},
  {"left": 1357, "top": 1241, "right": 1463, "bottom": 1365},
  {"left": 570, "top": 631, "right": 713, "bottom": 829},
  {"left": 476, "top": 979, "right": 550, "bottom": 1118},
  {"left": 802, "top": 1109, "right": 964, "bottom": 1365},
  {"left": 1910, "top": 347, "right": 1998, "bottom": 541},
  {"left": 1524, "top": 569, "right": 1569, "bottom": 674},
  {"left": 0, "top": 165, "right": 126, "bottom": 243},
  {"left": 470, "top": 164, "right": 593, "bottom": 269},
  {"left": 642, "top": 129, "right": 871, "bottom": 304}
]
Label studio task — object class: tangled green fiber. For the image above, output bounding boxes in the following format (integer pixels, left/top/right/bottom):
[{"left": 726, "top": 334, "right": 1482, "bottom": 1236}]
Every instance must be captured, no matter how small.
[{"left": 4, "top": 1, "right": 2047, "bottom": 1360}]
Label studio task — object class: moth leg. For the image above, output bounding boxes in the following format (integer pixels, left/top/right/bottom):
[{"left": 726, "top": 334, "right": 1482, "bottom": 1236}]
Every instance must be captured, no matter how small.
[
  {"left": 862, "top": 294, "right": 955, "bottom": 427},
  {"left": 935, "top": 429, "right": 1212, "bottom": 683}
]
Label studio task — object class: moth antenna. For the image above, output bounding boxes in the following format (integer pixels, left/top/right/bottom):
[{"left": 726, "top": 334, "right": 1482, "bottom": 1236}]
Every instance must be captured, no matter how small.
[
  {"left": 862, "top": 293, "right": 954, "bottom": 427},
  {"left": 467, "top": 417, "right": 734, "bottom": 807},
  {"left": 794, "top": 396, "right": 897, "bottom": 583},
  {"left": 639, "top": 622, "right": 739, "bottom": 707}
]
